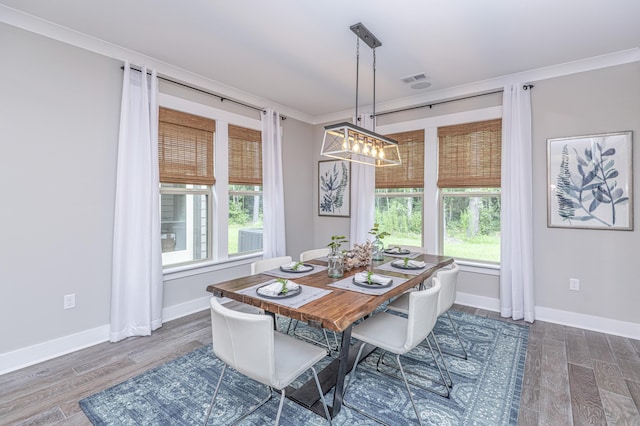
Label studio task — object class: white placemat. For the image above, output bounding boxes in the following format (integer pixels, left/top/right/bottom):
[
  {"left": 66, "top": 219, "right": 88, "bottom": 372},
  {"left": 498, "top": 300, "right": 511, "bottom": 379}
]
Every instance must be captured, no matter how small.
[
  {"left": 328, "top": 274, "right": 408, "bottom": 295},
  {"left": 237, "top": 279, "right": 332, "bottom": 309},
  {"left": 375, "top": 260, "right": 437, "bottom": 276},
  {"left": 262, "top": 264, "right": 328, "bottom": 279}
]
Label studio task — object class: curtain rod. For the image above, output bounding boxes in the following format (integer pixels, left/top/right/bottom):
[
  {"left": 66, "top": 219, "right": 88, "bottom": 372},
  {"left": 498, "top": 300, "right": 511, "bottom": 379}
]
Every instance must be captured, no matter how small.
[
  {"left": 374, "top": 84, "right": 533, "bottom": 118},
  {"left": 122, "top": 65, "right": 283, "bottom": 118}
]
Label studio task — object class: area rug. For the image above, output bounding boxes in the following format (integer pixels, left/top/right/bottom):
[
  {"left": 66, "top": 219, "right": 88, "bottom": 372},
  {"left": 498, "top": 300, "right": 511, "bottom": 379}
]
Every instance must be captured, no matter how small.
[{"left": 80, "top": 311, "right": 528, "bottom": 425}]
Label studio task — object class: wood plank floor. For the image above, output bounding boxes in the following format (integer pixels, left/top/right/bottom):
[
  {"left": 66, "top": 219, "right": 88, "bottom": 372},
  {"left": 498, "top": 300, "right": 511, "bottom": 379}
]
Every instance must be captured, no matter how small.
[{"left": 1, "top": 305, "right": 639, "bottom": 425}]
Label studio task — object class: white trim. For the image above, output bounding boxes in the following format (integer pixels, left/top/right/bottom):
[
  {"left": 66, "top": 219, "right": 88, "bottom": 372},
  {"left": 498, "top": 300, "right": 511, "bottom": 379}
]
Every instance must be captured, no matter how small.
[
  {"left": 317, "top": 49, "right": 640, "bottom": 125},
  {"left": 0, "top": 5, "right": 310, "bottom": 123},
  {"left": 163, "top": 252, "right": 260, "bottom": 281},
  {"left": 454, "top": 292, "right": 640, "bottom": 340},
  {"left": 2, "top": 4, "right": 638, "bottom": 126},
  {"left": 3, "top": 291, "right": 639, "bottom": 375},
  {"left": 0, "top": 296, "right": 212, "bottom": 375},
  {"left": 0, "top": 324, "right": 110, "bottom": 376},
  {"left": 455, "top": 292, "right": 501, "bottom": 312},
  {"left": 161, "top": 295, "right": 211, "bottom": 322},
  {"left": 534, "top": 306, "right": 640, "bottom": 341}
]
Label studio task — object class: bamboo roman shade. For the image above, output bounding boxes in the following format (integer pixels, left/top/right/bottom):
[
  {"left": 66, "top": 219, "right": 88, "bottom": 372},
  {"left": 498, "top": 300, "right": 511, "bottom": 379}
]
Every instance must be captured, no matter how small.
[
  {"left": 437, "top": 119, "right": 502, "bottom": 188},
  {"left": 375, "top": 129, "right": 424, "bottom": 188},
  {"left": 159, "top": 107, "right": 215, "bottom": 185},
  {"left": 228, "top": 124, "right": 262, "bottom": 185}
]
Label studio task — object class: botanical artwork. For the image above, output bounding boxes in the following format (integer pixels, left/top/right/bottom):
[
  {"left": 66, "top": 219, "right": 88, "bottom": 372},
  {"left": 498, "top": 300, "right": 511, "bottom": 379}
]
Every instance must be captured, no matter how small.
[
  {"left": 548, "top": 131, "right": 633, "bottom": 230},
  {"left": 318, "top": 160, "right": 350, "bottom": 217}
]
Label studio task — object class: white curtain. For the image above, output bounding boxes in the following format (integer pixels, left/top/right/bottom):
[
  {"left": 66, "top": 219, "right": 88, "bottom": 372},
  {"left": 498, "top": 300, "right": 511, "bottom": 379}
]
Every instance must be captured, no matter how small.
[
  {"left": 261, "top": 108, "right": 286, "bottom": 257},
  {"left": 110, "top": 61, "right": 163, "bottom": 342},
  {"left": 349, "top": 114, "right": 376, "bottom": 247},
  {"left": 500, "top": 84, "right": 535, "bottom": 323}
]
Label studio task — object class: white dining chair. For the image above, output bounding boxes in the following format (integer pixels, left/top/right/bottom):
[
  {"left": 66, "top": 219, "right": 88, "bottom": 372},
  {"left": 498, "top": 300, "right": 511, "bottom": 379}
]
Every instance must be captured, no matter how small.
[
  {"left": 204, "top": 298, "right": 331, "bottom": 425},
  {"left": 289, "top": 248, "right": 338, "bottom": 352},
  {"left": 343, "top": 280, "right": 444, "bottom": 425},
  {"left": 387, "top": 263, "right": 465, "bottom": 358},
  {"left": 251, "top": 256, "right": 293, "bottom": 275},
  {"left": 299, "top": 247, "right": 331, "bottom": 261}
]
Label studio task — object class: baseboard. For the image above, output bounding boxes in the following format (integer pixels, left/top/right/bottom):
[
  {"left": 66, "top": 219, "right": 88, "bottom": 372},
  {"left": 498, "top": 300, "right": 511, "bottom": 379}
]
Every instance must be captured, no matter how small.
[
  {"left": 534, "top": 306, "right": 640, "bottom": 340},
  {"left": 455, "top": 291, "right": 640, "bottom": 340},
  {"left": 4, "top": 293, "right": 638, "bottom": 375},
  {"left": 161, "top": 295, "right": 211, "bottom": 322},
  {"left": 0, "top": 296, "right": 211, "bottom": 376},
  {"left": 0, "top": 324, "right": 110, "bottom": 376}
]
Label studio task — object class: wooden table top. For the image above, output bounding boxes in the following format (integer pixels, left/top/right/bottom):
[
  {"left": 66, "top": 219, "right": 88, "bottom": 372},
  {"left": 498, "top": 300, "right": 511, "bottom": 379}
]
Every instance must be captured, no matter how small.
[{"left": 206, "top": 253, "right": 453, "bottom": 332}]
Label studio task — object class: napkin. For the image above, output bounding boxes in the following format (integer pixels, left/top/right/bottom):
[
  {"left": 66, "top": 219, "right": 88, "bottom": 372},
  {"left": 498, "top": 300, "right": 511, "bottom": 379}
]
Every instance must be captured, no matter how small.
[
  {"left": 395, "top": 260, "right": 425, "bottom": 268},
  {"left": 281, "top": 261, "right": 304, "bottom": 271},
  {"left": 386, "top": 246, "right": 406, "bottom": 253},
  {"left": 354, "top": 272, "right": 392, "bottom": 285},
  {"left": 259, "top": 280, "right": 299, "bottom": 296}
]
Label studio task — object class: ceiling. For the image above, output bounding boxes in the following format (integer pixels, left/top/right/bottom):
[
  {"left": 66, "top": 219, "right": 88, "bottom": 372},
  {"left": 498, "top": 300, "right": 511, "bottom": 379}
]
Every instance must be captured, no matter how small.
[{"left": 2, "top": 0, "right": 639, "bottom": 121}]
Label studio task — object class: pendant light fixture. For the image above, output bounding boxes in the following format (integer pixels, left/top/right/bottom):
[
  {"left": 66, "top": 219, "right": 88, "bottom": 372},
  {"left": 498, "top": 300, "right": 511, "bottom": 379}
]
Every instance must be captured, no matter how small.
[{"left": 320, "top": 23, "right": 401, "bottom": 167}]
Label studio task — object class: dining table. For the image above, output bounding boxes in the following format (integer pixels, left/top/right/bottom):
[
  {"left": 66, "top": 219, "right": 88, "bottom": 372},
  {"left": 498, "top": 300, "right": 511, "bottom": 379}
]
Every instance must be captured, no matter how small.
[{"left": 206, "top": 252, "right": 454, "bottom": 419}]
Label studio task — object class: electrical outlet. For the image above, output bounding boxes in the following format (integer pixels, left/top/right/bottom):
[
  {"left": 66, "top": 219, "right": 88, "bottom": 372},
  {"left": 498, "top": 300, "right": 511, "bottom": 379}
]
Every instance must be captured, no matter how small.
[
  {"left": 64, "top": 294, "right": 76, "bottom": 309},
  {"left": 569, "top": 278, "right": 580, "bottom": 291}
]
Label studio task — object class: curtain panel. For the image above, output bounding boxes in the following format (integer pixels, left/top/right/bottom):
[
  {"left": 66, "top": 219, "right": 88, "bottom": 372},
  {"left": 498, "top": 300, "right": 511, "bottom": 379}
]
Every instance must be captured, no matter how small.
[
  {"left": 500, "top": 84, "right": 535, "bottom": 323},
  {"left": 261, "top": 108, "right": 286, "bottom": 258},
  {"left": 110, "top": 61, "right": 163, "bottom": 342}
]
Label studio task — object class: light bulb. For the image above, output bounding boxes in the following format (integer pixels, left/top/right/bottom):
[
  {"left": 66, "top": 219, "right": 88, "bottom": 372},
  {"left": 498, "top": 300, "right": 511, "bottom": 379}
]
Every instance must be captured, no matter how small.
[
  {"left": 379, "top": 149, "right": 385, "bottom": 159},
  {"left": 363, "top": 144, "right": 370, "bottom": 155},
  {"left": 353, "top": 143, "right": 360, "bottom": 153}
]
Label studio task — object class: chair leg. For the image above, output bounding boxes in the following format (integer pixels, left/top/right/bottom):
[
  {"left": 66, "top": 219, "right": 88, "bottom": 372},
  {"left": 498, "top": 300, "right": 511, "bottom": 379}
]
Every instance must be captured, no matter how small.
[
  {"left": 396, "top": 354, "right": 424, "bottom": 426},
  {"left": 290, "top": 319, "right": 338, "bottom": 353},
  {"left": 204, "top": 365, "right": 226, "bottom": 426},
  {"left": 429, "top": 332, "right": 453, "bottom": 388},
  {"left": 342, "top": 344, "right": 391, "bottom": 425},
  {"left": 275, "top": 388, "right": 286, "bottom": 426},
  {"left": 442, "top": 311, "right": 468, "bottom": 360},
  {"left": 375, "top": 335, "right": 451, "bottom": 397},
  {"left": 311, "top": 366, "right": 332, "bottom": 425}
]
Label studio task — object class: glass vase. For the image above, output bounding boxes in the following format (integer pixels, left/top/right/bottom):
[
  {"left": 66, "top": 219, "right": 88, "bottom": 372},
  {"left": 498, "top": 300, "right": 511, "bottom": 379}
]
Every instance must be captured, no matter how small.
[
  {"left": 327, "top": 247, "right": 344, "bottom": 278},
  {"left": 371, "top": 237, "right": 384, "bottom": 261}
]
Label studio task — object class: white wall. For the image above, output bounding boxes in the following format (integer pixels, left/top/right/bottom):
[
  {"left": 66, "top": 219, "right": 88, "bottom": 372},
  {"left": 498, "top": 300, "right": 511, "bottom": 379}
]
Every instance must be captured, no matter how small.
[
  {"left": 531, "top": 63, "right": 640, "bottom": 326},
  {"left": 0, "top": 23, "right": 315, "bottom": 372}
]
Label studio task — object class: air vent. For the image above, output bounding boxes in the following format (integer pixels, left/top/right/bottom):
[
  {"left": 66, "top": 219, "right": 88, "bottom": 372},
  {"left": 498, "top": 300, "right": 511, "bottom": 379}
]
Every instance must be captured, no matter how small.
[{"left": 401, "top": 73, "right": 429, "bottom": 84}]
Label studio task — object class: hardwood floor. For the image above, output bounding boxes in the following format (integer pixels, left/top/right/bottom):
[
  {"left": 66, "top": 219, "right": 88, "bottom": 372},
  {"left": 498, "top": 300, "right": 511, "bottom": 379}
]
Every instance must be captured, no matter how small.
[{"left": 1, "top": 305, "right": 639, "bottom": 425}]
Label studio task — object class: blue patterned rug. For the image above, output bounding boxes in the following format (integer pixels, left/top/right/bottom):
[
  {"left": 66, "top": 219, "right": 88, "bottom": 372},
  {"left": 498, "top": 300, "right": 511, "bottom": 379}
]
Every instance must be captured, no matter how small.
[{"left": 80, "top": 310, "right": 528, "bottom": 425}]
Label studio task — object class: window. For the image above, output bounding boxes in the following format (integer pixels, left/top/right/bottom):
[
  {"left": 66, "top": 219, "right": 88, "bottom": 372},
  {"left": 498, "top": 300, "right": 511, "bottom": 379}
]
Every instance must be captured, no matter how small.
[
  {"left": 375, "top": 130, "right": 424, "bottom": 247},
  {"left": 159, "top": 107, "right": 214, "bottom": 266},
  {"left": 228, "top": 124, "right": 263, "bottom": 255},
  {"left": 438, "top": 119, "right": 501, "bottom": 263}
]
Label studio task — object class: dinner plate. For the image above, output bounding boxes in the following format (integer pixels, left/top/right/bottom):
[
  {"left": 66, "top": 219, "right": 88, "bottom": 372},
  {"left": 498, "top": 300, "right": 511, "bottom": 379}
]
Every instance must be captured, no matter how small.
[
  {"left": 352, "top": 277, "right": 393, "bottom": 289},
  {"left": 256, "top": 283, "right": 302, "bottom": 299},
  {"left": 280, "top": 263, "right": 314, "bottom": 273},
  {"left": 391, "top": 260, "right": 425, "bottom": 270},
  {"left": 384, "top": 248, "right": 411, "bottom": 255}
]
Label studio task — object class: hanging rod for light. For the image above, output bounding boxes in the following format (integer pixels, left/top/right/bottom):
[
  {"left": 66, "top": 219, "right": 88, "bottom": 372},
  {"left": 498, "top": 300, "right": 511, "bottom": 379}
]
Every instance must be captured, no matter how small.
[{"left": 320, "top": 23, "right": 401, "bottom": 167}]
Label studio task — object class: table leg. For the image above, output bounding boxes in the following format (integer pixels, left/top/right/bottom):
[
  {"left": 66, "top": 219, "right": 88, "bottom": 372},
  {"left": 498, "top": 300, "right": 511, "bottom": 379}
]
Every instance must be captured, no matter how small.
[{"left": 331, "top": 325, "right": 352, "bottom": 416}]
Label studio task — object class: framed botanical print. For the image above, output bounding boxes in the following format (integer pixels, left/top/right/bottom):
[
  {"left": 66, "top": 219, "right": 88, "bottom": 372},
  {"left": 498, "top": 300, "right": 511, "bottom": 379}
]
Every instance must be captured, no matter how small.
[
  {"left": 547, "top": 131, "right": 633, "bottom": 230},
  {"left": 318, "top": 160, "right": 350, "bottom": 217}
]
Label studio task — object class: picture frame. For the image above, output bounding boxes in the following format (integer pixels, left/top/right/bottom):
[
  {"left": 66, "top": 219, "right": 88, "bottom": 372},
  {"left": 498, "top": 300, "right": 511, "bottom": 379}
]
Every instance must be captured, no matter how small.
[
  {"left": 547, "top": 131, "right": 633, "bottom": 230},
  {"left": 318, "top": 160, "right": 351, "bottom": 217}
]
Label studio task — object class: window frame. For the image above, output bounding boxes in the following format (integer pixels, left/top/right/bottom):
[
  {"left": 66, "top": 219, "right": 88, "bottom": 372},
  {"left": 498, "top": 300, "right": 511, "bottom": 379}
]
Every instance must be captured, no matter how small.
[
  {"left": 158, "top": 93, "right": 264, "bottom": 277},
  {"left": 375, "top": 105, "right": 502, "bottom": 271}
]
